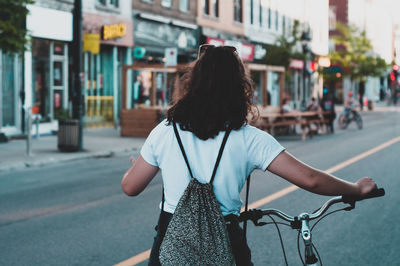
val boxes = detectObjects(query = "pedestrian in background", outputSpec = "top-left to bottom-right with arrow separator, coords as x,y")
121,46 -> 377,266
321,91 -> 336,133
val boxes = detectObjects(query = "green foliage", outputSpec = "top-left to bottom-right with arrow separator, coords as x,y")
263,20 -> 302,68
0,0 -> 34,53
54,108 -> 72,121
328,23 -> 388,81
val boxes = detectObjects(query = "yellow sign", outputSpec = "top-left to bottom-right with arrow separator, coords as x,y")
102,23 -> 126,40
83,33 -> 100,54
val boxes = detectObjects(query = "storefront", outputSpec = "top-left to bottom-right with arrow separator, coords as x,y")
246,42 -> 285,109
82,13 -> 134,128
133,12 -> 199,64
24,5 -> 73,135
120,63 -> 188,137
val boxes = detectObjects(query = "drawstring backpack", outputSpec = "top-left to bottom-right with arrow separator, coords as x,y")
159,121 -> 236,265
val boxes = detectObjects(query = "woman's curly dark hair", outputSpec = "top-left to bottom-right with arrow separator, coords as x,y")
167,46 -> 255,140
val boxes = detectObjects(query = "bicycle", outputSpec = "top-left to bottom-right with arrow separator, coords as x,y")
239,188 -> 385,266
338,108 -> 363,129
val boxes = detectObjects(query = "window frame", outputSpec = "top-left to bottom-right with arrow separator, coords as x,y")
203,0 -> 210,15
212,0 -> 219,17
161,0 -> 172,8
233,0 -> 243,23
179,0 -> 189,12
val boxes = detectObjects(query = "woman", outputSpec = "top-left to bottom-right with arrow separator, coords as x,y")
121,46 -> 376,265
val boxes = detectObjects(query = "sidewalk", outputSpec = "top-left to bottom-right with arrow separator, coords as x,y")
1,102 -> 398,173
0,127 -> 146,172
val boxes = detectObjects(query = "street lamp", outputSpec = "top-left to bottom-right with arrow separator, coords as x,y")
301,31 -> 311,110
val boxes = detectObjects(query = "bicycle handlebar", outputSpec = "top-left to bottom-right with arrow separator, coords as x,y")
239,188 -> 385,224
342,188 -> 385,203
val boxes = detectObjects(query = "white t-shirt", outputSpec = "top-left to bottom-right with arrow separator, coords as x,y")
140,119 -> 285,216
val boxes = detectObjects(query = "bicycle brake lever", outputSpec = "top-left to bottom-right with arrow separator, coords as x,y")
253,220 -> 267,226
344,202 -> 356,211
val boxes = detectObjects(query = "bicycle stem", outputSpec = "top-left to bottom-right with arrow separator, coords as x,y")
299,213 -> 319,265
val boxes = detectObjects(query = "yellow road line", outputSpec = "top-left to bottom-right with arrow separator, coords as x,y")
115,249 -> 151,266
116,135 -> 400,266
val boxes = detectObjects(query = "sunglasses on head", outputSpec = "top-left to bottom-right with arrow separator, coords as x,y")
197,44 -> 237,58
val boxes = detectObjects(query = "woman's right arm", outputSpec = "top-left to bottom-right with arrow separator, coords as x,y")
267,151 -> 376,196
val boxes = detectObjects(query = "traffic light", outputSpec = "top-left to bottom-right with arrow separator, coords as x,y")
390,64 -> 399,83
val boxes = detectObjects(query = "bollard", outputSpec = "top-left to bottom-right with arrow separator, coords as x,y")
26,108 -> 32,156
35,115 -> 40,139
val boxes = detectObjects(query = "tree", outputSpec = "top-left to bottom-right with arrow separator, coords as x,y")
327,23 -> 388,84
263,20 -> 303,68
0,0 -> 34,54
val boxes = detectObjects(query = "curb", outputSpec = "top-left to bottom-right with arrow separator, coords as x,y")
0,147 -> 139,173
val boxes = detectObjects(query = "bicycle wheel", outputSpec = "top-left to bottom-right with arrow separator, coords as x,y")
354,112 -> 363,129
338,114 -> 348,129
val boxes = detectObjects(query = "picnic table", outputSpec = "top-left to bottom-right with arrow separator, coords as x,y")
253,110 -> 332,140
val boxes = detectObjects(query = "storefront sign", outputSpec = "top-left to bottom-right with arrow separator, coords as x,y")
289,59 -> 304,70
205,37 -> 255,61
164,48 -> 177,66
102,23 -> 126,40
27,5 -> 72,41
240,44 -> 255,61
134,46 -> 146,59
83,13 -> 133,47
83,33 -> 100,54
134,18 -> 198,50
254,45 -> 267,60
318,57 -> 331,67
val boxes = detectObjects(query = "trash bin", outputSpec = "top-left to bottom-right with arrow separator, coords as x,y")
367,100 -> 374,111
58,119 -> 80,152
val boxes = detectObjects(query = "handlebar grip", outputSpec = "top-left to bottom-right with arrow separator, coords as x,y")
342,188 -> 385,203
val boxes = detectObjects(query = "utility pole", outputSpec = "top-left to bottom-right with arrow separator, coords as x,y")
73,0 -> 83,150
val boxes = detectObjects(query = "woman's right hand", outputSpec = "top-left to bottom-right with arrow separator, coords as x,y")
356,177 -> 377,197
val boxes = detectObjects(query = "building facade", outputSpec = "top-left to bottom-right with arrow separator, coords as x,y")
330,0 -> 391,104
82,0 -> 134,128
129,0 -> 199,107
24,0 -> 74,136
243,0 -> 329,109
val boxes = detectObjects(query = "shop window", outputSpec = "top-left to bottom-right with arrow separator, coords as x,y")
203,0 -> 210,15
53,61 -> 63,87
259,2 -> 263,27
32,38 -> 51,122
268,8 -> 271,29
161,0 -> 172,8
97,0 -> 106,4
234,0 -> 242,23
110,0 -> 119,8
53,42 -> 64,55
268,72 -> 280,107
179,0 -> 189,12
275,10 -> 279,31
141,0 -> 153,3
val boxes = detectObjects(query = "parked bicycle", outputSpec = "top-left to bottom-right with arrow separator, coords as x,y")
338,107 -> 363,129
239,188 -> 385,266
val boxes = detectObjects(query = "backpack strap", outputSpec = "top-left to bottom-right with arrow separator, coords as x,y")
173,121 -> 194,179
243,175 -> 251,239
209,127 -> 231,184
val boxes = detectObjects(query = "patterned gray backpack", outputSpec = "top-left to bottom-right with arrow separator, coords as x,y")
159,122 -> 236,265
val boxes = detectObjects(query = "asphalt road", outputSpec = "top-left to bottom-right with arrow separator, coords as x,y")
0,110 -> 399,266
